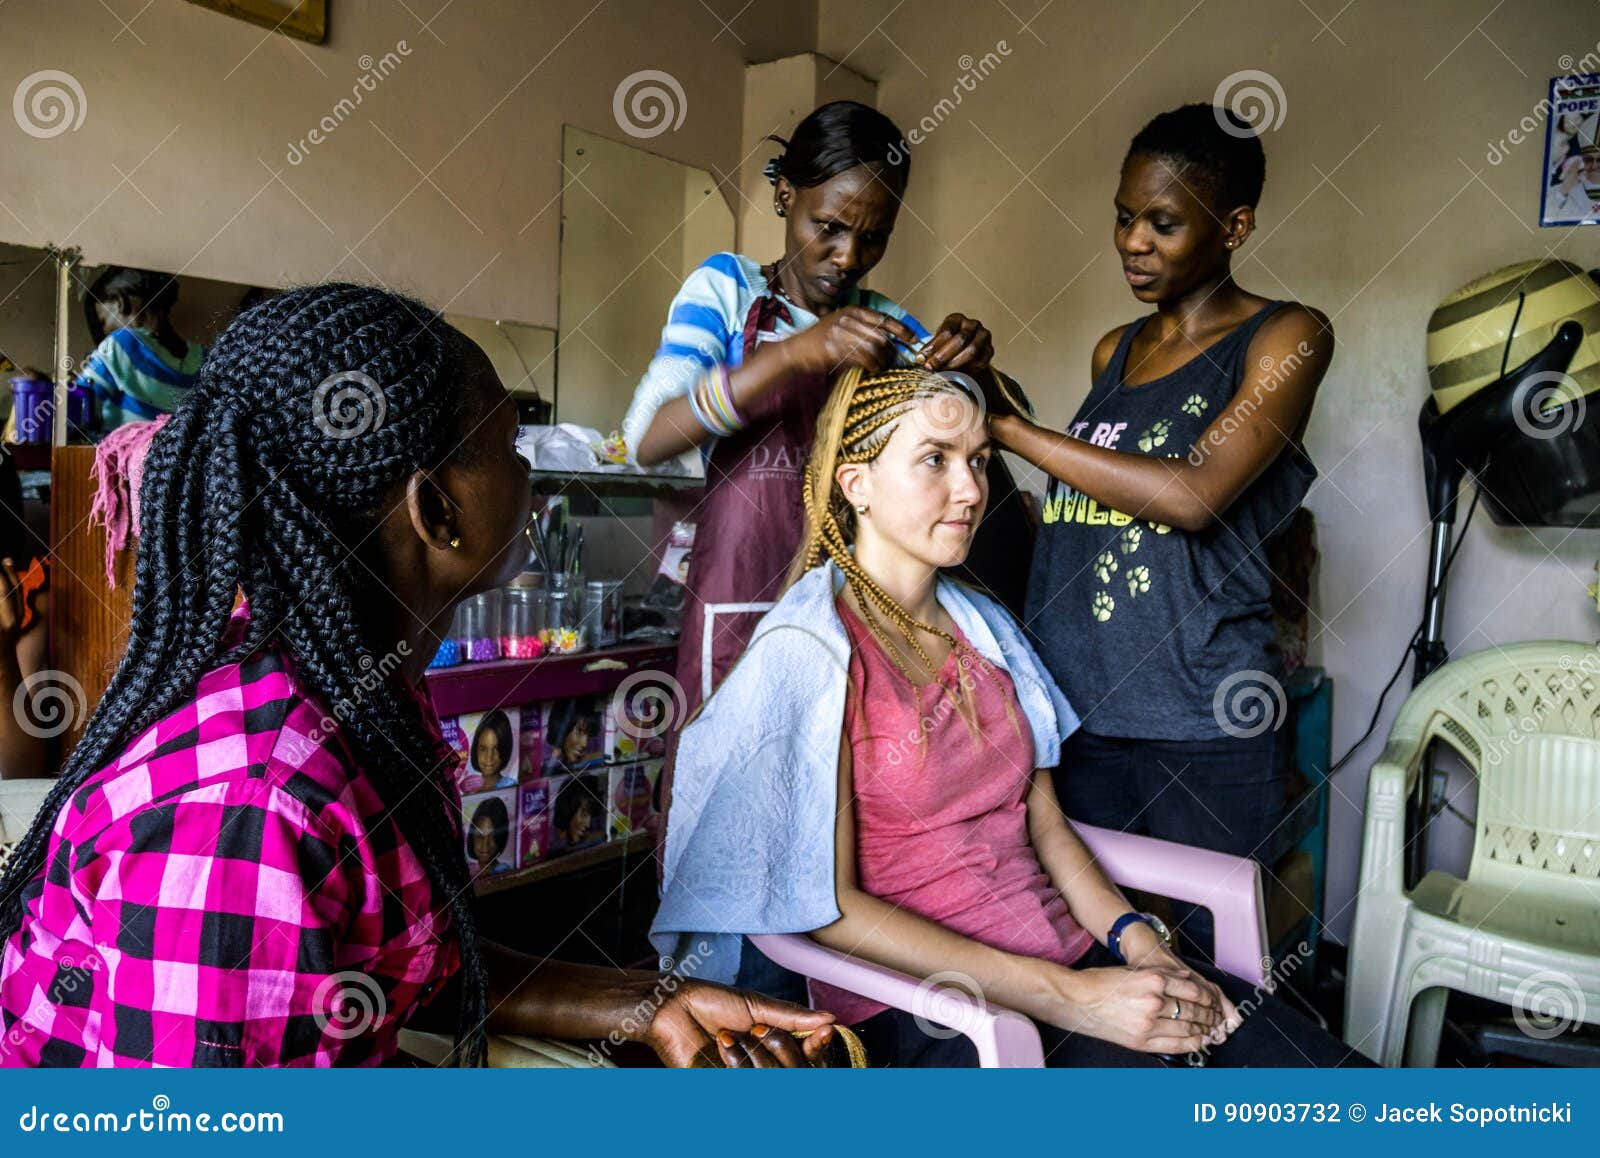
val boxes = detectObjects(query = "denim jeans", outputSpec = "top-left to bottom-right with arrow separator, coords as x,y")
1051,726 -> 1294,963
852,941 -> 1372,1068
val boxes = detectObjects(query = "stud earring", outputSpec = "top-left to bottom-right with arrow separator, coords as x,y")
775,204 -> 786,217
449,535 -> 462,549
855,504 -> 868,516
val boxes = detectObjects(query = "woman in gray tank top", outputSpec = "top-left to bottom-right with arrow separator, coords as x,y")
990,104 -> 1334,963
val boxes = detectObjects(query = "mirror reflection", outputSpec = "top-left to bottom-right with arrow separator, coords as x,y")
555,125 -> 734,435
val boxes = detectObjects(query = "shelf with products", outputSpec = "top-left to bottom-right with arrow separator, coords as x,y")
433,640 -> 677,900
424,640 -> 677,717
440,464 -> 690,910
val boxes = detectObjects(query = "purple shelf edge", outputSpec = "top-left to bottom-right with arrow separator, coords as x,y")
423,642 -> 678,716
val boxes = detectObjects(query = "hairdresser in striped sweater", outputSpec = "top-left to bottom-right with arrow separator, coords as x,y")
623,103 -> 1014,901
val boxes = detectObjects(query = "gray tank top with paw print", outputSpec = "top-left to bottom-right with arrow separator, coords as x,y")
1023,301 -> 1316,740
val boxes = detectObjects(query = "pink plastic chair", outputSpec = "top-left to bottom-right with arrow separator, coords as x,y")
749,821 -> 1269,1067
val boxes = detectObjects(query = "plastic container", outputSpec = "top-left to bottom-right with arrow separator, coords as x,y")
455,589 -> 503,662
10,375 -> 52,443
426,638 -> 462,669
67,383 -> 92,434
428,605 -> 470,669
502,584 -> 547,659
585,579 -> 623,648
541,574 -> 584,655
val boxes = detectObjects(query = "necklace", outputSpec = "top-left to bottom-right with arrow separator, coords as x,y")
764,262 -> 803,309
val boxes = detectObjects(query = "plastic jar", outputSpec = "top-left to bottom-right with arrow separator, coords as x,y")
428,605 -> 469,669
541,574 -> 584,654
455,590 -> 503,662
502,584 -> 547,659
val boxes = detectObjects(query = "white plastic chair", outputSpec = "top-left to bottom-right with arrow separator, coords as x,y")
753,820 -> 1271,1067
1345,640 -> 1600,1066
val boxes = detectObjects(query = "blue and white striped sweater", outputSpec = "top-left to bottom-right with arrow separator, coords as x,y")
621,252 -> 929,461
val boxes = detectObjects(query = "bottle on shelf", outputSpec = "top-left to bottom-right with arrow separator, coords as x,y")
585,578 -> 623,648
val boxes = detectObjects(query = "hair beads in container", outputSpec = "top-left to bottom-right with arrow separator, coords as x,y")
541,585 -> 583,654
426,638 -> 462,669
428,604 -> 469,669
456,589 -> 503,662
502,583 -> 546,659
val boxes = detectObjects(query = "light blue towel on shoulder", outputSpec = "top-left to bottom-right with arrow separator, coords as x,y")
650,560 -> 1080,984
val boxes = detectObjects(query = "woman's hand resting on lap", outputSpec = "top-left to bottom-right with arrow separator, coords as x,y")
1118,922 -> 1239,1043
1038,959 -> 1231,1054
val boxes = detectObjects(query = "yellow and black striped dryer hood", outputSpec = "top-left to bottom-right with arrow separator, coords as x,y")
1427,259 -> 1600,415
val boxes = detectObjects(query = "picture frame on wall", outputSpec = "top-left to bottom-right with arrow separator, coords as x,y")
183,0 -> 328,44
1539,73 -> 1599,227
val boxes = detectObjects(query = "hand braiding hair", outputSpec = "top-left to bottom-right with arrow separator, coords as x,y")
0,283 -> 494,1066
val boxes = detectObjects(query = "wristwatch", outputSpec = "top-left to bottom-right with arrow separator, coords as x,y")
1107,911 -> 1171,964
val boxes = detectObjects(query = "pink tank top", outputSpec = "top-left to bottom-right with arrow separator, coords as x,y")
811,598 -> 1094,1025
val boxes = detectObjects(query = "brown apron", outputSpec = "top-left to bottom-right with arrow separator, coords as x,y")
656,280 -> 829,846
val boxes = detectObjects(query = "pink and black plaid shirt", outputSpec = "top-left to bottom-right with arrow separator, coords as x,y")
0,617 -> 462,1067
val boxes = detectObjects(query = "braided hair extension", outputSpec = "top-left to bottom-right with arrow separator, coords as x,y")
785,367 -> 1020,742
0,283 -> 495,1066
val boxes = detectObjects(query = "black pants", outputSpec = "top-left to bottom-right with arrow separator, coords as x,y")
853,942 -> 1372,1068
1052,727 -> 1293,963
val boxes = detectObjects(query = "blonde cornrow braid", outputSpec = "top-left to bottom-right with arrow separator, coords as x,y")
840,371 -> 941,455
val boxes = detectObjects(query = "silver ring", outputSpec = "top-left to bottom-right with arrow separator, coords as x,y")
1168,998 -> 1182,1021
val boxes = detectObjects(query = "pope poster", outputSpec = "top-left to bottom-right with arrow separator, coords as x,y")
1541,73 -> 1600,226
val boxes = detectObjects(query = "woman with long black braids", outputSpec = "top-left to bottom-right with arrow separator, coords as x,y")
0,284 -> 834,1068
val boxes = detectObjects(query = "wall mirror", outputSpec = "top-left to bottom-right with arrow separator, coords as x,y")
555,125 -> 735,437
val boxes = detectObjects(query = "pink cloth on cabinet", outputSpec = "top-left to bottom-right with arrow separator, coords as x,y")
87,414 -> 169,585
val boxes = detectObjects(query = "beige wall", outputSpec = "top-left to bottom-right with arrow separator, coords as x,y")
818,0 -> 1600,940
0,0 -> 753,328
